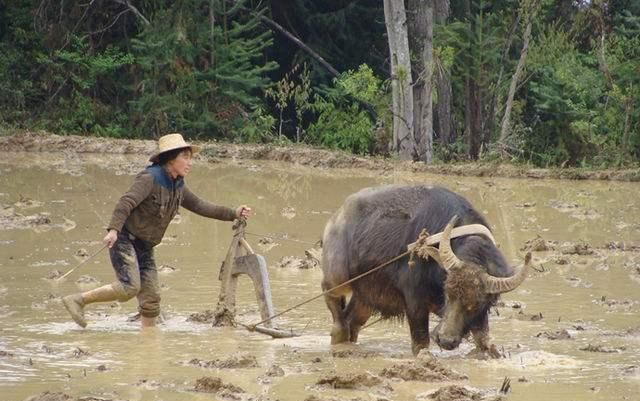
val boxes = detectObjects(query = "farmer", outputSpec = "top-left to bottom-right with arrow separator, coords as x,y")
62,133 -> 251,328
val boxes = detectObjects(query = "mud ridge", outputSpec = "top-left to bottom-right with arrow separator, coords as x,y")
2,132 -> 639,181
420,385 -> 504,401
188,354 -> 259,369
380,358 -> 468,382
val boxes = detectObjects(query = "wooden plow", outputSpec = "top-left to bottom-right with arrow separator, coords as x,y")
213,219 -> 298,338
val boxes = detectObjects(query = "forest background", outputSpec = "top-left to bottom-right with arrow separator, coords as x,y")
0,0 -> 638,168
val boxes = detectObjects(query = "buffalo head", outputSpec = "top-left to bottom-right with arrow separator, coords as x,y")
432,216 -> 531,350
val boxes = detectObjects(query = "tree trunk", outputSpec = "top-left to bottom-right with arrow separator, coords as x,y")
435,0 -> 449,23
486,11 -> 519,149
622,84 -> 633,153
434,0 -> 455,146
464,0 -> 482,160
384,0 -> 414,160
499,2 -> 535,144
435,62 -> 454,145
468,80 -> 482,159
464,77 -> 472,154
595,2 -> 614,91
209,0 -> 215,67
408,0 -> 434,163
597,31 -> 614,91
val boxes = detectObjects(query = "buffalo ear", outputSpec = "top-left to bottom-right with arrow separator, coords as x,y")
482,252 -> 531,294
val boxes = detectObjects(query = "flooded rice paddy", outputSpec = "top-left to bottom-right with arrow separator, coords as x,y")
0,151 -> 639,401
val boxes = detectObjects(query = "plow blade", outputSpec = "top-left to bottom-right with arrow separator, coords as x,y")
231,254 -> 275,328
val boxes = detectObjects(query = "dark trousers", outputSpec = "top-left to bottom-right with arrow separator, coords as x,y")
109,229 -> 161,318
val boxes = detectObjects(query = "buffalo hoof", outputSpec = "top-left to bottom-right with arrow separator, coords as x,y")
330,324 -> 350,344
411,341 -> 429,356
416,349 -> 435,362
349,326 -> 362,343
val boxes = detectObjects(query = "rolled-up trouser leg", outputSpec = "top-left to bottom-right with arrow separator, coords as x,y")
135,240 -> 160,318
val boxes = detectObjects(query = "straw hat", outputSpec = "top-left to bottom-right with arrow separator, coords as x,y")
149,133 -> 201,163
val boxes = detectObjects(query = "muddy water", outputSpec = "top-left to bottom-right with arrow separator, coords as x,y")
1,152 -> 639,401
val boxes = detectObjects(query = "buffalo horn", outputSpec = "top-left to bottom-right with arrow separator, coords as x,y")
438,215 -> 464,271
482,252 -> 532,294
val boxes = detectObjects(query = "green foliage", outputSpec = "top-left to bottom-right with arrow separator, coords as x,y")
0,2 -> 43,124
292,65 -> 312,143
307,64 -> 385,154
524,17 -> 640,166
608,20 -> 640,158
265,64 -> 308,140
434,139 -> 468,162
35,36 -> 133,134
237,105 -> 277,143
0,1 -> 276,139
129,1 -> 277,139
0,0 -> 638,167
0,43 -> 33,122
435,2 -> 512,147
336,64 -> 381,104
434,45 -> 456,72
308,101 -> 373,154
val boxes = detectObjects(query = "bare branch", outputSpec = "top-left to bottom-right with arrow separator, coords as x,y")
110,0 -> 150,25
60,0 -> 96,49
499,0 -> 538,144
47,77 -> 70,105
90,9 -> 130,35
257,15 -> 339,77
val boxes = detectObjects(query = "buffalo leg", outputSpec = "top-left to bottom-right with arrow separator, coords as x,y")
470,318 -> 501,358
322,282 -> 350,344
406,311 -> 430,355
471,326 -> 490,350
320,224 -> 351,345
344,297 -> 371,343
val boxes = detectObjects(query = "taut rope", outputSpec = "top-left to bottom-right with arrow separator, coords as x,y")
246,224 -> 494,329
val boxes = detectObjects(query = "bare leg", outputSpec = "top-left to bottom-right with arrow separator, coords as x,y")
141,316 -> 156,328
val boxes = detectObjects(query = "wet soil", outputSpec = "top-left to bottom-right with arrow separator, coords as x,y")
330,349 -> 380,358
2,131 -> 639,181
5,135 -> 640,401
25,392 -> 122,401
314,373 -> 385,390
421,385 -> 504,401
193,376 -> 245,393
24,393 -> 74,401
186,309 -> 216,323
188,354 -> 259,369
380,358 -> 468,382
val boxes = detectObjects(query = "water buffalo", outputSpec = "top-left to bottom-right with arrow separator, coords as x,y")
321,184 -> 530,355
